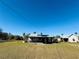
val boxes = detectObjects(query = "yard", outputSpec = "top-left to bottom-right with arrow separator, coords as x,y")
0,41 -> 79,59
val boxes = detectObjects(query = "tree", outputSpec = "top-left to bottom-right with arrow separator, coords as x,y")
23,33 -> 30,42
14,35 -> 23,40
74,32 -> 78,35
2,32 -> 8,40
8,33 -> 15,40
0,28 -> 2,33
40,32 -> 43,35
33,32 -> 36,34
23,33 -> 26,40
0,31 -> 2,39
23,33 -> 25,37
61,34 -> 64,36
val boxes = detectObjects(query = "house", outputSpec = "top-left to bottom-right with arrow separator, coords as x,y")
68,34 -> 79,43
26,32 -> 54,44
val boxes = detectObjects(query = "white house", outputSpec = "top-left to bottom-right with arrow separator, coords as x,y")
25,32 -> 54,44
68,34 -> 79,43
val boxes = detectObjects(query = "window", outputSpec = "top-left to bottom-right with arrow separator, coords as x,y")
73,39 -> 75,41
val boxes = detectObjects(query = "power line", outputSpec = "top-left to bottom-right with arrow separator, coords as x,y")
0,0 -> 27,20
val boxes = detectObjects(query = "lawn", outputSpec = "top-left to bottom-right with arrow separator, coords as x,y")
0,41 -> 79,59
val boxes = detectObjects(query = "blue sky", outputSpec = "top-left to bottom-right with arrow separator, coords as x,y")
0,0 -> 79,35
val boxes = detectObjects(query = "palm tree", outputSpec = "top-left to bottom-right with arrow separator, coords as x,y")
61,34 -> 64,36
40,32 -> 43,35
33,32 -> 36,34
61,33 -> 64,42
22,33 -> 25,41
23,33 -> 25,37
74,32 -> 78,35
23,33 -> 30,42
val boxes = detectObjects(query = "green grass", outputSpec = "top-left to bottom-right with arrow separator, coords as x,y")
0,41 -> 79,59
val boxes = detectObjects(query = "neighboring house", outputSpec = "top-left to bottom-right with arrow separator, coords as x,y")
68,34 -> 79,42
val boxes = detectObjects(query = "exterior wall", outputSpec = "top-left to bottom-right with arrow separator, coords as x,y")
26,37 -> 53,44
57,38 -> 61,42
27,38 -> 32,42
27,37 -> 43,42
68,35 -> 79,42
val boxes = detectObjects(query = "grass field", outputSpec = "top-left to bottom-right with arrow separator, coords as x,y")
0,41 -> 79,59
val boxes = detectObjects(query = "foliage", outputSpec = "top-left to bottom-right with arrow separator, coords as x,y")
14,35 -> 23,40
0,31 -> 24,40
0,28 -> 2,32
0,32 -> 8,40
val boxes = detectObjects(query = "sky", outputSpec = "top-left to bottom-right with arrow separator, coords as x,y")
0,0 -> 79,35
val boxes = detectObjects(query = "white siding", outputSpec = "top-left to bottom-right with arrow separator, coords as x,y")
68,35 -> 79,42
57,38 -> 61,42
27,38 -> 32,42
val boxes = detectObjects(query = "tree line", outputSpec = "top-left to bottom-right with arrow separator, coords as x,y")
0,28 -> 24,40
